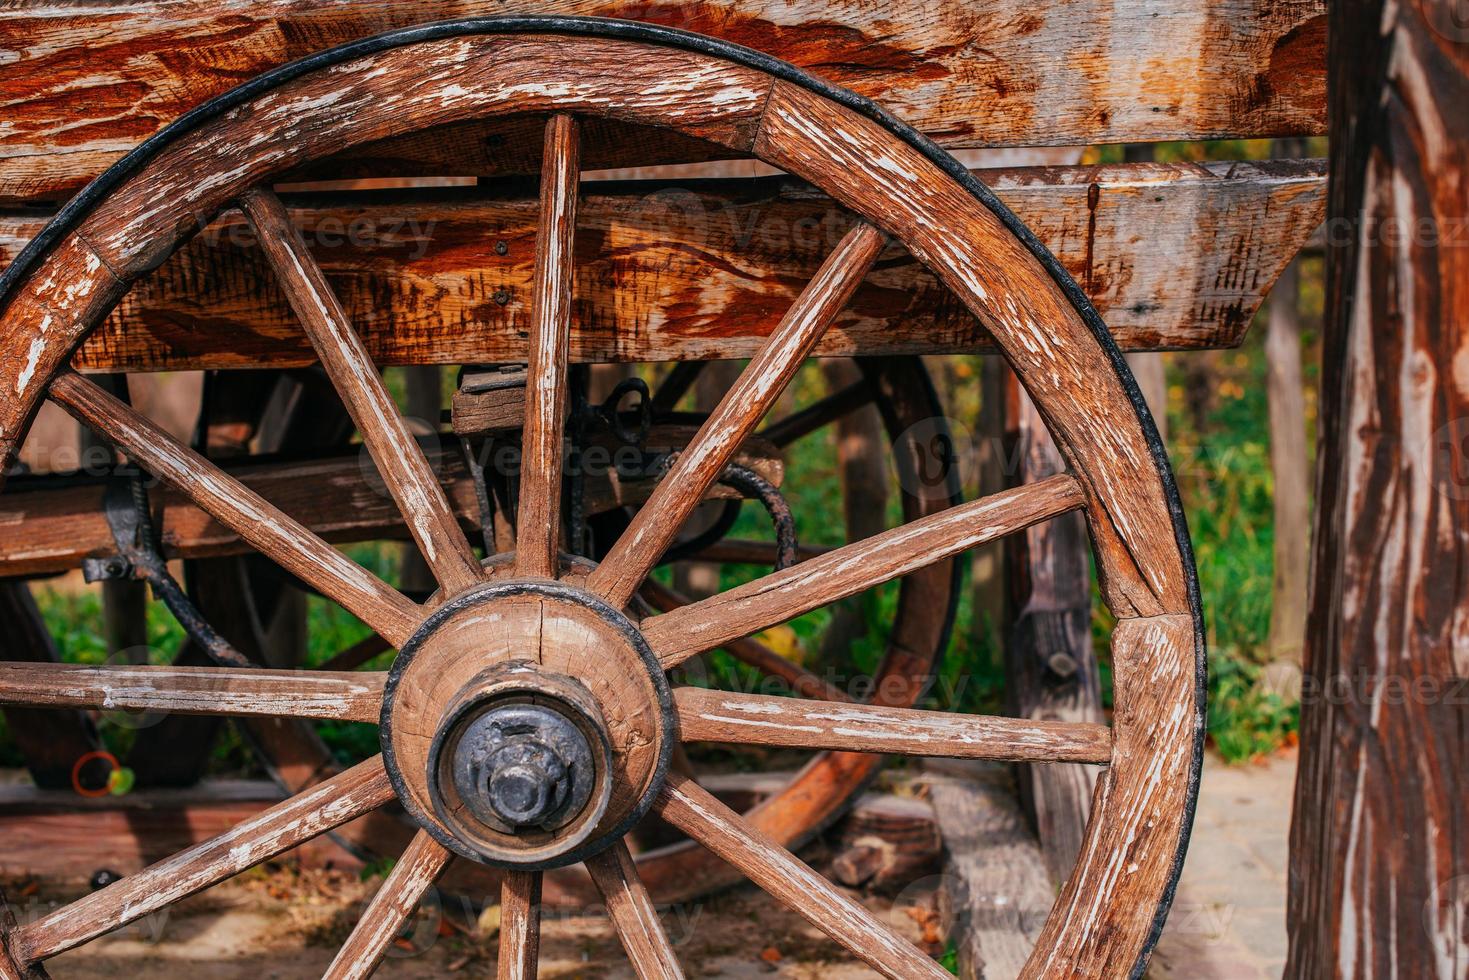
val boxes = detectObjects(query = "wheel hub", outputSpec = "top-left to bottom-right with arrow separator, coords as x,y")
458,703 -> 588,831
380,580 -> 674,869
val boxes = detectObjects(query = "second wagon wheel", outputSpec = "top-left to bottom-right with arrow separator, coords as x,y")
0,16 -> 1205,979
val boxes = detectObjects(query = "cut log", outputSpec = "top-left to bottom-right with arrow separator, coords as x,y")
0,161 -> 1326,375
829,794 -> 941,892
920,760 -> 1054,980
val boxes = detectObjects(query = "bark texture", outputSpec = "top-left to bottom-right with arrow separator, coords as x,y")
1286,1 -> 1469,975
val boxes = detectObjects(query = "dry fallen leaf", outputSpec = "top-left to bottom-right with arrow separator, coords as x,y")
477,902 -> 503,938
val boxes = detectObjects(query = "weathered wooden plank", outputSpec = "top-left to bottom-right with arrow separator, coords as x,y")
921,760 -> 1054,980
0,2 -> 1326,206
0,160 -> 1326,374
0,429 -> 782,579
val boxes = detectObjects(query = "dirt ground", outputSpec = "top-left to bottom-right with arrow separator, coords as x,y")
4,749 -> 1294,978
15,864 -> 939,979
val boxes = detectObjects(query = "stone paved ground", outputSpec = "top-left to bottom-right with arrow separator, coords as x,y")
1149,748 -> 1298,979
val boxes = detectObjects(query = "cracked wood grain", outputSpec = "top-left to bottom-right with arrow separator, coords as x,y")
516,113 -> 581,579
0,662 -> 385,723
0,2 -> 1325,206
497,870 -> 542,980
0,161 -> 1325,376
239,186 -> 485,597
674,688 -> 1111,764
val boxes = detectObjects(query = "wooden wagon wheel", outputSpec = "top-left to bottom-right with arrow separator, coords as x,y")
225,353 -> 963,909
0,17 -> 1205,979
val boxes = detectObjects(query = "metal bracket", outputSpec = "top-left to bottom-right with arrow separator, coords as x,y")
85,472 -> 251,668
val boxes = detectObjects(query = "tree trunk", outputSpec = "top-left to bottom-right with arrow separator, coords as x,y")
1286,2 -> 1469,975
1002,373 -> 1102,886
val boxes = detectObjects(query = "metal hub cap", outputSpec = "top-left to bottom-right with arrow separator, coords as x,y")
449,702 -> 596,833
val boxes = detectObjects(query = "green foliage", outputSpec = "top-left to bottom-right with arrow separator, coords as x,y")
939,943 -> 961,974
1162,316 -> 1313,761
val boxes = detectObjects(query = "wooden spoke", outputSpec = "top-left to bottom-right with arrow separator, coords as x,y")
497,870 -> 542,980
649,360 -> 706,414
0,662 -> 385,723
656,773 -> 949,980
324,830 -> 451,980
640,581 -> 849,702
48,373 -> 420,646
587,841 -> 686,979
589,223 -> 887,608
675,688 -> 1111,764
683,538 -> 832,566
643,474 -> 1085,669
316,633 -> 394,673
757,377 -> 874,447
10,756 -> 394,964
239,187 -> 484,598
516,113 -> 582,579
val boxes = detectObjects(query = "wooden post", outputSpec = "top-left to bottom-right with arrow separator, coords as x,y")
1001,372 -> 1103,885
1287,1 -> 1469,975
1264,136 -> 1313,669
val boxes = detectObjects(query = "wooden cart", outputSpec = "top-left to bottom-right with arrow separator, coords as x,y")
0,4 -> 1325,977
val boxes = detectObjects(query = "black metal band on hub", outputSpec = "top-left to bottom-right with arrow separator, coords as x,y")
424,661 -> 613,860
380,580 -> 676,870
